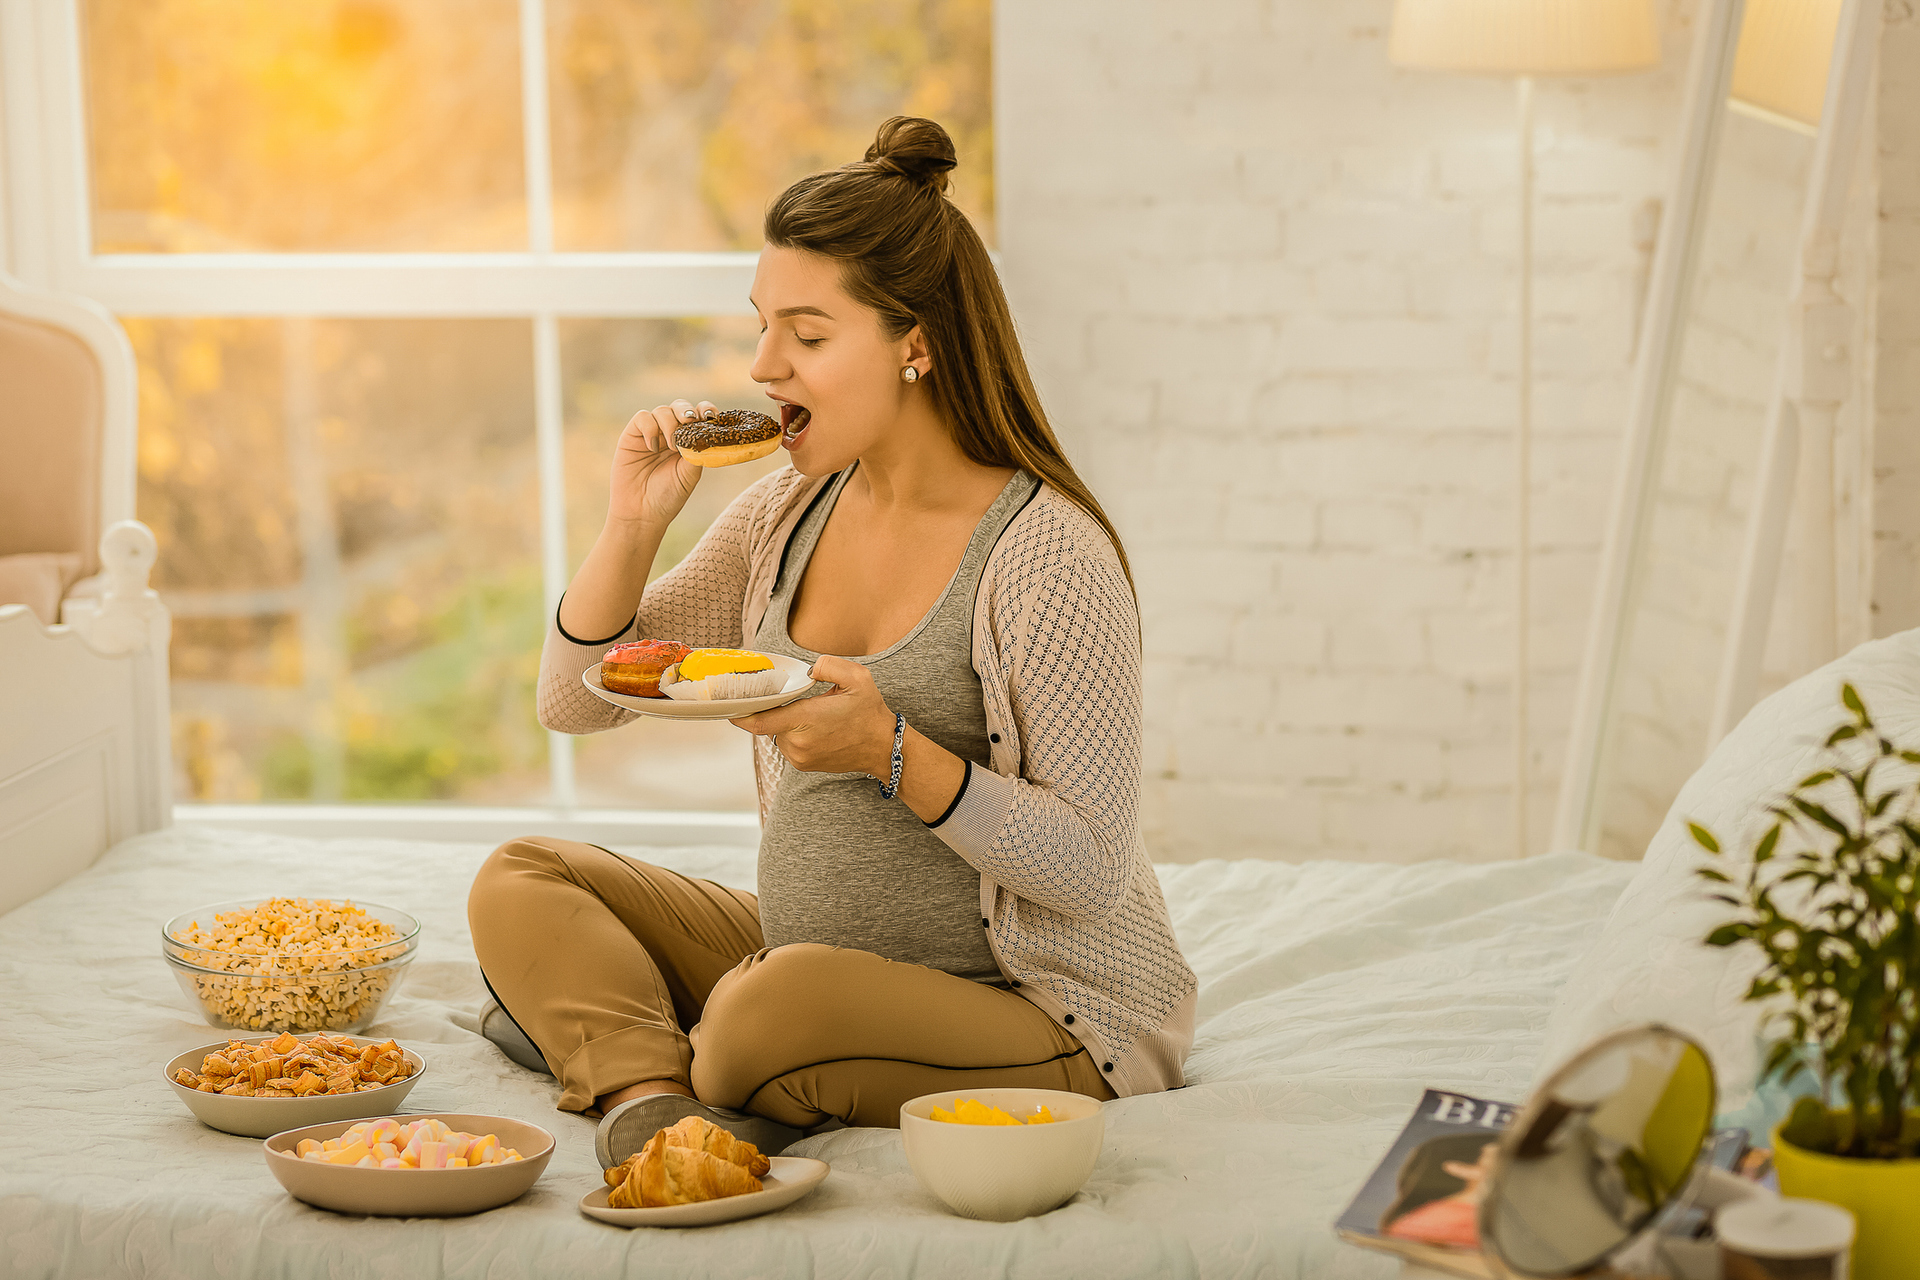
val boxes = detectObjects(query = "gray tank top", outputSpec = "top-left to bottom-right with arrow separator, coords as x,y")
752,467 -> 1039,982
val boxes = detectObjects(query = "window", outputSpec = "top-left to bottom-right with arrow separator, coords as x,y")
3,0 -> 991,808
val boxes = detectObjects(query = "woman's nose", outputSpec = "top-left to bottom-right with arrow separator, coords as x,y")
748,333 -> 784,386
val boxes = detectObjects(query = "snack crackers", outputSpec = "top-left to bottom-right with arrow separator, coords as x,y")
171,1032 -> 414,1097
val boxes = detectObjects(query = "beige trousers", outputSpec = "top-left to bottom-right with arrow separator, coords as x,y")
466,837 -> 1115,1127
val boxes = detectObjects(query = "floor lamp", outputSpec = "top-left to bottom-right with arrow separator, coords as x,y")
1388,0 -> 1660,858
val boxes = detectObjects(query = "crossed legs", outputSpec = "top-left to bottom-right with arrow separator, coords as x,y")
467,836 -> 1113,1127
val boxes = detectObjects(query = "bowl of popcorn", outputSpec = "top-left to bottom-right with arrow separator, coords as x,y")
161,897 -> 419,1034
164,1030 -> 427,1137
899,1089 -> 1107,1222
263,1113 -> 555,1217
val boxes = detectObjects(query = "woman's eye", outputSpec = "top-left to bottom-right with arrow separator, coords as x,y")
796,336 -> 825,348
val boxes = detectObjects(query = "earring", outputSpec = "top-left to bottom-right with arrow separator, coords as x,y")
901,366 -> 919,383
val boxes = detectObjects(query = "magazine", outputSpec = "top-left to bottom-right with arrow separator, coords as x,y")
1335,1089 -> 1753,1279
1334,1088 -> 1516,1279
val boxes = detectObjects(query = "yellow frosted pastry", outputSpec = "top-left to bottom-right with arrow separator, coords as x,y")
678,649 -> 774,681
659,648 -> 783,702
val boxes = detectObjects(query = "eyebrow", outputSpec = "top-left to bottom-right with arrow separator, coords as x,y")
774,305 -> 835,320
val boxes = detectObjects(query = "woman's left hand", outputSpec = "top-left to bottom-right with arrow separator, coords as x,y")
730,655 -> 896,777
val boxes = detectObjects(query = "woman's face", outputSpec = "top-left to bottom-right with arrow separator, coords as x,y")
748,245 -> 922,477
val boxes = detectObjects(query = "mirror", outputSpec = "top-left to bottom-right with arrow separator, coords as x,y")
1554,0 -> 1872,859
1480,1025 -> 1715,1276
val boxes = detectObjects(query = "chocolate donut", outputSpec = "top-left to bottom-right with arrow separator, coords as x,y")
673,410 -> 782,467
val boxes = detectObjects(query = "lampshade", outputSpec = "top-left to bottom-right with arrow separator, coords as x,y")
1389,0 -> 1661,75
1729,0 -> 1842,128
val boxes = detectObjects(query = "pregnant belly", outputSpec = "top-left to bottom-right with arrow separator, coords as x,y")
757,772 -> 999,981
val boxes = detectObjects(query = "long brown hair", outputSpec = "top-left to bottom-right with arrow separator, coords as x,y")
764,116 -> 1135,598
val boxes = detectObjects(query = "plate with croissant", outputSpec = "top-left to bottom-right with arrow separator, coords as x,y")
580,1116 -> 829,1227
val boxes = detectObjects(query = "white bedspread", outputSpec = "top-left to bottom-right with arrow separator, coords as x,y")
0,828 -> 1635,1279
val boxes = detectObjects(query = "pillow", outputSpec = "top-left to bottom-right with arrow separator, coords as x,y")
0,552 -> 83,625
1539,626 -> 1920,1124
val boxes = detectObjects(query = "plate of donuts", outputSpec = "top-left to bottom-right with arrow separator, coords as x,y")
583,643 -> 819,721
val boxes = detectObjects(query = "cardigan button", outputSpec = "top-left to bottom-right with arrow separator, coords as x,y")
1010,979 -> 1021,987
1063,1014 -> 1074,1025
981,917 -> 990,927
990,733 -> 1001,743
1103,1062 -> 1114,1073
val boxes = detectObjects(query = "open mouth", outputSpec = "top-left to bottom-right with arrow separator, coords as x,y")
779,404 -> 812,448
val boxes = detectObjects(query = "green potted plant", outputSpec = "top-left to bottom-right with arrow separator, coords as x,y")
1691,683 -> 1920,1280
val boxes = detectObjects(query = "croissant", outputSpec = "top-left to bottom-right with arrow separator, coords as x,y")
660,1115 -> 772,1177
607,1131 -> 763,1208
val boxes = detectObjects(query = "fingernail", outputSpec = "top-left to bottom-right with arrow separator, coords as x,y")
702,408 -> 715,420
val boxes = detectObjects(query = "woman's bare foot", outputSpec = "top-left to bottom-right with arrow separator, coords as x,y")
597,1078 -> 694,1114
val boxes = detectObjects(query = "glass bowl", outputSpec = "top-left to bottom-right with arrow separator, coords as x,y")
161,899 -> 420,1034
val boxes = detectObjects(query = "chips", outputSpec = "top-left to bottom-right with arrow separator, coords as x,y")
166,898 -> 411,1032
170,1032 -> 416,1097
929,1098 -> 1057,1125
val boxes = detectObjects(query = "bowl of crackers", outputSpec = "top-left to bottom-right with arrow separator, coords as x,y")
164,1030 -> 427,1137
161,897 -> 419,1034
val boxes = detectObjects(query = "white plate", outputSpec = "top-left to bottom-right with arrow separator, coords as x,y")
579,1155 -> 830,1227
583,656 -> 819,721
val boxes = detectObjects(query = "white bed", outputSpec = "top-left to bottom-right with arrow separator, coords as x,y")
0,828 -> 1637,1279
6,494 -> 1914,1280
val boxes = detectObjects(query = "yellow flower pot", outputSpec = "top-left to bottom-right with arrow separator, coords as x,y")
1771,1121 -> 1920,1280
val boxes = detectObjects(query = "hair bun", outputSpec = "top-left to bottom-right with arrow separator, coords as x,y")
864,116 -> 957,194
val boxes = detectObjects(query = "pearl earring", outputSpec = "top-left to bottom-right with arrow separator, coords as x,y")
901,366 -> 919,383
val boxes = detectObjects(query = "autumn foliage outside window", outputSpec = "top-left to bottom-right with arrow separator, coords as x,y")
81,0 -> 991,805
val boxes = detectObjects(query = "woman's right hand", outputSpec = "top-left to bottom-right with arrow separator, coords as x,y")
608,399 -> 714,529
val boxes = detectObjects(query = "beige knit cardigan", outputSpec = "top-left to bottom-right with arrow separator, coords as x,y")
536,467 -> 1197,1097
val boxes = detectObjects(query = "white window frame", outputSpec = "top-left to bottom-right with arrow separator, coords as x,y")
1,0 -> 764,824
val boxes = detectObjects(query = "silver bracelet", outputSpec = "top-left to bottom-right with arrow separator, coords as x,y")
877,712 -> 906,800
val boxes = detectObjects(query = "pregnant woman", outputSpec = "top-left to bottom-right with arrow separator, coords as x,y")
467,117 -> 1196,1166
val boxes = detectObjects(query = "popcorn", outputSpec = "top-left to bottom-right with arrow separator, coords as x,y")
282,1119 -> 523,1170
167,898 -> 411,1032
170,1033 -> 415,1097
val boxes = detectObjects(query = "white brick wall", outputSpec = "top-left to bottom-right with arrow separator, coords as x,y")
995,0 -> 1782,865
999,1 -> 1915,865
1876,2 -> 1920,637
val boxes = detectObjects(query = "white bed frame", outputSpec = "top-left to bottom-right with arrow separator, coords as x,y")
0,266 -> 168,917
0,524 -> 171,917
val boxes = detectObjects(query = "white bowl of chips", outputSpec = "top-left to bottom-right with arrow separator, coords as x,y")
161,898 -> 419,1034
164,1032 -> 427,1137
899,1088 -> 1107,1222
